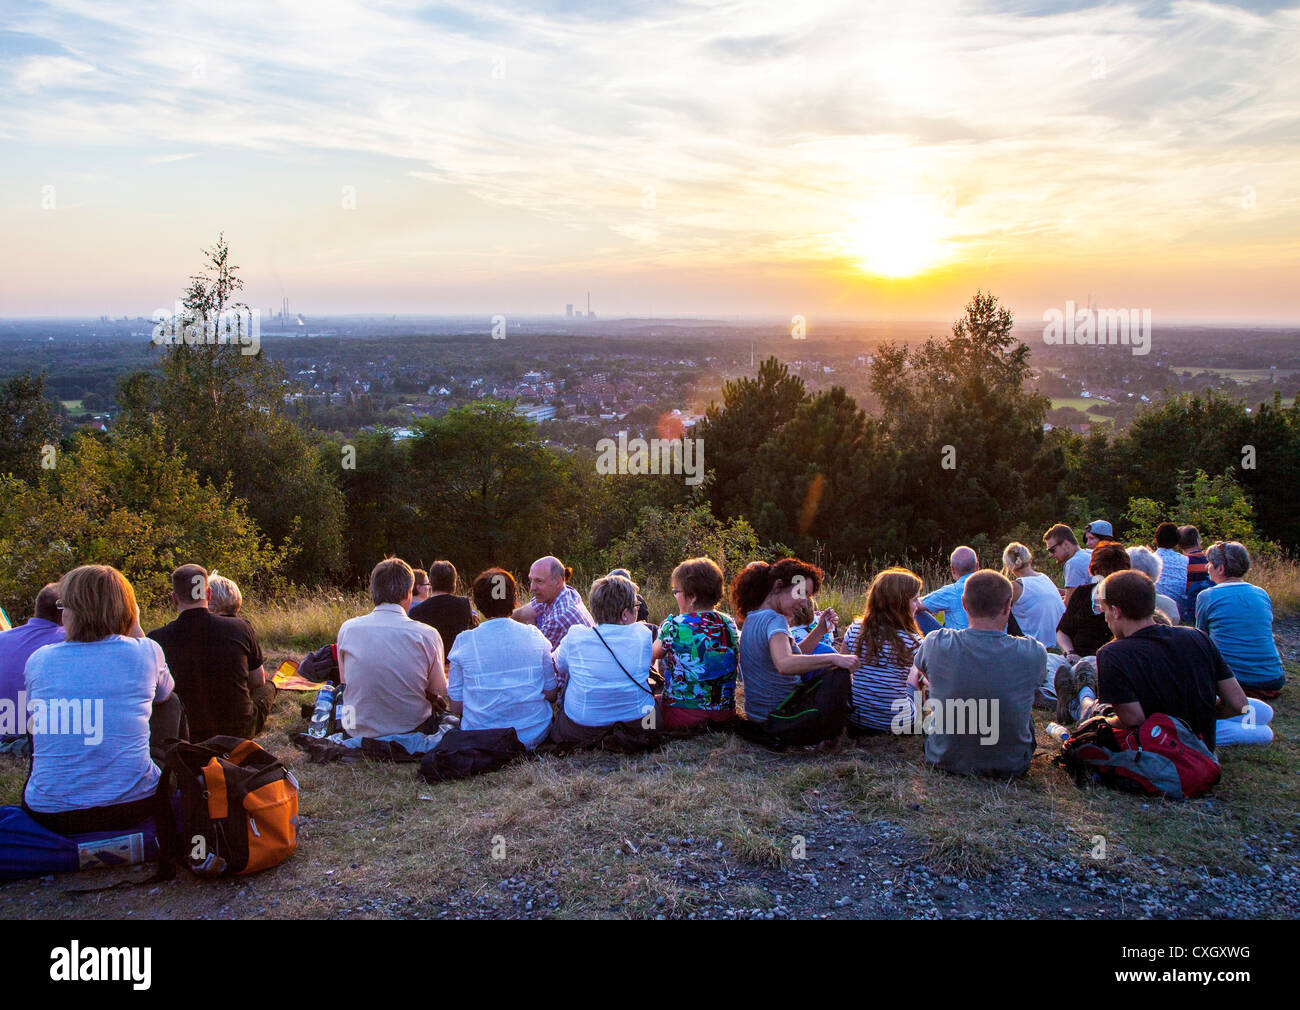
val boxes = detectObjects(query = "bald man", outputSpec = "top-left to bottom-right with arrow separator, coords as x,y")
918,546 -> 979,631
512,556 -> 594,651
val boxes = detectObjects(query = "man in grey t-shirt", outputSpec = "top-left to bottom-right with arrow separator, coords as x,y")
910,570 -> 1045,777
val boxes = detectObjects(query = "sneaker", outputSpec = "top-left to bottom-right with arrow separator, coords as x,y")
1074,657 -> 1098,698
1053,664 -> 1076,725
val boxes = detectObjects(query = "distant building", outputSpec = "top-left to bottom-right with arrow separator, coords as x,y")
566,304 -> 573,318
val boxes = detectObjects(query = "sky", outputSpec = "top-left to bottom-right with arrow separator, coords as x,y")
1,0 -> 1297,323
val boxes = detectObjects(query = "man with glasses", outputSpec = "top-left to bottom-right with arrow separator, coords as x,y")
1042,523 -> 1093,605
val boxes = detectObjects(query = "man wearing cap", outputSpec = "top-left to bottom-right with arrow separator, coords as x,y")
1083,519 -> 1113,550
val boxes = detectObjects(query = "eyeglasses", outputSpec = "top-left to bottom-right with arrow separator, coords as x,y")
1045,542 -> 1063,553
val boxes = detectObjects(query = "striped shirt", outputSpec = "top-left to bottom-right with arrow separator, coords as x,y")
842,622 -> 921,732
531,585 -> 594,652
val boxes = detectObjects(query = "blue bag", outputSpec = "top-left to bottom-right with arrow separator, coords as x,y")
0,805 -> 160,882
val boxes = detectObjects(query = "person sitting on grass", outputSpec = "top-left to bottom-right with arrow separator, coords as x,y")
653,558 -> 740,730
205,571 -> 244,618
409,560 -> 480,654
1002,542 -> 1065,649
149,564 -> 273,743
336,558 -> 447,738
22,565 -> 180,836
549,575 -> 655,745
1180,525 -> 1212,622
1125,547 -> 1180,625
512,556 -> 594,653
908,570 -> 1045,778
1042,523 -> 1093,606
448,568 -> 557,749
1196,541 -> 1287,698
1152,522 -> 1190,617
0,583 -> 65,729
842,567 -> 924,736
606,567 -> 651,624
731,558 -> 860,735
918,546 -> 978,630
1076,570 -> 1269,748
1051,542 -> 1132,723
408,568 -> 432,610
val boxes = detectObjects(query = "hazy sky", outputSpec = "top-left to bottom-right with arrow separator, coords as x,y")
2,0 -> 1297,322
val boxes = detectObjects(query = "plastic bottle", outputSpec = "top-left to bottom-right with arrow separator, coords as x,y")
1046,721 -> 1072,744
308,682 -> 336,738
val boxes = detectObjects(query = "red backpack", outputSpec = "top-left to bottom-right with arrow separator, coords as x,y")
1058,706 -> 1220,800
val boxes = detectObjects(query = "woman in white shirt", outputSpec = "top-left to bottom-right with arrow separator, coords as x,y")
549,575 -> 655,745
1002,542 -> 1066,648
446,568 -> 556,749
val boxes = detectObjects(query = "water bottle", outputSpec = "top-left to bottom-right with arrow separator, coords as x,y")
308,682 -> 336,738
1046,721 -> 1072,744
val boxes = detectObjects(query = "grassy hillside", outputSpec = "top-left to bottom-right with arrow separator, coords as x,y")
2,569 -> 1297,919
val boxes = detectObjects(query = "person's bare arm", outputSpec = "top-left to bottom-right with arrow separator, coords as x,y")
651,639 -> 666,662
1010,580 -> 1024,604
248,665 -> 266,689
769,634 -> 858,676
1062,585 -> 1078,606
1215,677 -> 1249,720
1056,630 -> 1078,660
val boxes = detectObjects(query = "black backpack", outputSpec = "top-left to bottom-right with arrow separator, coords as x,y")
419,728 -> 525,782
751,667 -> 851,748
297,643 -> 339,684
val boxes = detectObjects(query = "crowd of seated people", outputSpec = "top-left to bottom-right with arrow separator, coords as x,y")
0,516 -> 1287,835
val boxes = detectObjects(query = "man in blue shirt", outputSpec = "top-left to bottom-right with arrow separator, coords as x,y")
0,584 -> 65,735
920,546 -> 979,630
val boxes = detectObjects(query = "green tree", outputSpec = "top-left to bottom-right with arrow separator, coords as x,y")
748,386 -> 903,563
407,401 -> 566,575
116,235 -> 344,580
0,428 -> 288,618
1123,469 -> 1273,555
870,291 -> 1064,553
696,356 -> 808,523
0,372 -> 59,484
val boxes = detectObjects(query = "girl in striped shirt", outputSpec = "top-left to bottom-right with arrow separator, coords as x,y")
842,568 -> 924,734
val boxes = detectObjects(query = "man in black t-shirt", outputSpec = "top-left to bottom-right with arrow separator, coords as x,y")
408,561 -> 479,654
148,564 -> 273,741
1084,571 -> 1249,750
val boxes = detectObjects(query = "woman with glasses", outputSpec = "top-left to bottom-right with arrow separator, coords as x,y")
21,565 -> 178,837
652,558 -> 740,730
1195,542 -> 1287,697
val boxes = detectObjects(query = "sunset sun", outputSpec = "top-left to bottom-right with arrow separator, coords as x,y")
847,195 -> 952,279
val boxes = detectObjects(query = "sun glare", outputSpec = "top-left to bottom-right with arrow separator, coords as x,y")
847,195 -> 952,279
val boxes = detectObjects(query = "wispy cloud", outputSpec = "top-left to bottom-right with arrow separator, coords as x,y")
1,0 -> 1297,317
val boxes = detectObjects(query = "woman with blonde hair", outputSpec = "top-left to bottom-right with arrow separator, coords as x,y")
1002,541 -> 1065,649
21,565 -> 178,836
841,568 -> 924,734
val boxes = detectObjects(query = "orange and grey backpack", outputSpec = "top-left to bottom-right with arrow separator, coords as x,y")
156,736 -> 299,878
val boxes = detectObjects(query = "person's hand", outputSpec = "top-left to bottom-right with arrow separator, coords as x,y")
834,653 -> 860,672
815,608 -> 839,634
1066,651 -> 1080,665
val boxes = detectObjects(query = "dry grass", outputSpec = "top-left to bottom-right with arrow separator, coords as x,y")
1252,557 -> 1300,615
2,661 -> 1293,918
